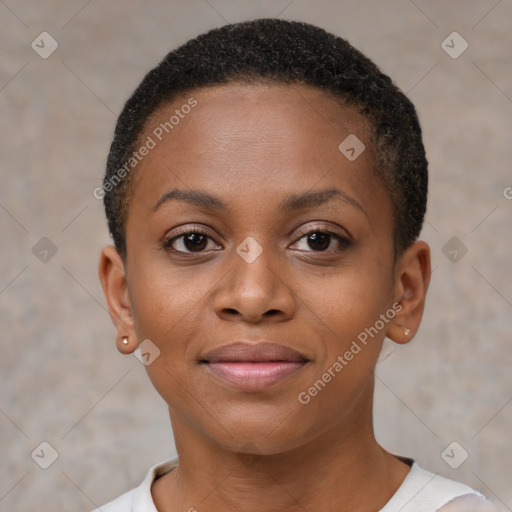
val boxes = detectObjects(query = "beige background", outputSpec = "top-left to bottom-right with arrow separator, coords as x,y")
1,1 -> 511,510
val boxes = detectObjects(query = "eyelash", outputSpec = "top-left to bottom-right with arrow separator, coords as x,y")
162,226 -> 217,253
293,228 -> 352,252
162,226 -> 352,254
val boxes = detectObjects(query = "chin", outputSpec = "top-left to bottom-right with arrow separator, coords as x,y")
207,411 -> 323,457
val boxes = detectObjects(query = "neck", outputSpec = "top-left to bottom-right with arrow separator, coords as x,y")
152,387 -> 410,511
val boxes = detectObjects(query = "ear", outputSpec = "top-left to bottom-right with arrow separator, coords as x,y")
98,245 -> 137,354
386,241 -> 431,345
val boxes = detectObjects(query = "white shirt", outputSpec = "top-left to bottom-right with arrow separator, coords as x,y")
93,458 -> 497,512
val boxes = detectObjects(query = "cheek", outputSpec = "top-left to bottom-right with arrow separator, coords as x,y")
127,265 -> 209,375
128,264 -> 209,409
292,272 -> 391,424
301,258 -> 394,396
303,261 -> 392,338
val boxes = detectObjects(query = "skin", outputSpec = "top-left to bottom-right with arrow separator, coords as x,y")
99,83 -> 431,512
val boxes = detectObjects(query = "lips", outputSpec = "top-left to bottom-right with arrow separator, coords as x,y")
200,342 -> 308,392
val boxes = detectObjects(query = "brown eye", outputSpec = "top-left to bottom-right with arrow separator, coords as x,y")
291,230 -> 352,252
164,229 -> 220,253
182,233 -> 208,251
307,232 -> 330,251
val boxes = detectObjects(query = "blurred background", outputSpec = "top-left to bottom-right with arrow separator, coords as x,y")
1,1 -> 511,510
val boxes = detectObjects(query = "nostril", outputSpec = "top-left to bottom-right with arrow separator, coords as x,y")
264,309 -> 281,317
223,308 -> 239,315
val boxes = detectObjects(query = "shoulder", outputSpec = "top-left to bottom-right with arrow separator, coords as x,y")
90,457 -> 179,512
381,460 -> 489,512
439,494 -> 507,512
91,488 -> 136,512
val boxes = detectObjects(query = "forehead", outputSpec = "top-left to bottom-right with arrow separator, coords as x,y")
141,82 -> 370,171
128,82 -> 391,230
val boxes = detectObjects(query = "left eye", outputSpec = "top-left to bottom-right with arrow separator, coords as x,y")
291,231 -> 350,252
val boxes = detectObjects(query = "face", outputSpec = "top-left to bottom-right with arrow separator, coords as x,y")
101,83 -> 428,455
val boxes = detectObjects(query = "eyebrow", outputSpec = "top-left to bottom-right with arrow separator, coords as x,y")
153,189 -> 227,212
152,187 -> 367,218
279,188 -> 367,217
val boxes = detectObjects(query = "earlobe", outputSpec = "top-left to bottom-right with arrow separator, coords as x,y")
117,334 -> 136,354
386,241 -> 431,345
98,245 -> 137,353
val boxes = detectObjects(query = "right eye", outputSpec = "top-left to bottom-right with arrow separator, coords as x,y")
162,228 -> 222,254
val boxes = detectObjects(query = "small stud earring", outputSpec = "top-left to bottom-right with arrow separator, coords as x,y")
404,328 -> 411,336
121,336 -> 129,345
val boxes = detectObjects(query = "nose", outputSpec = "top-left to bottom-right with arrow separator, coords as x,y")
212,245 -> 296,324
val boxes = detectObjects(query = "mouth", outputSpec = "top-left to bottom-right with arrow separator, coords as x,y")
200,342 -> 309,392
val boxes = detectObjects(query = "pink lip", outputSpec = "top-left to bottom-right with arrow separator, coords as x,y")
201,342 -> 308,391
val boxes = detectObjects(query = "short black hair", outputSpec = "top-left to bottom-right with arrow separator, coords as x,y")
103,18 -> 428,260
